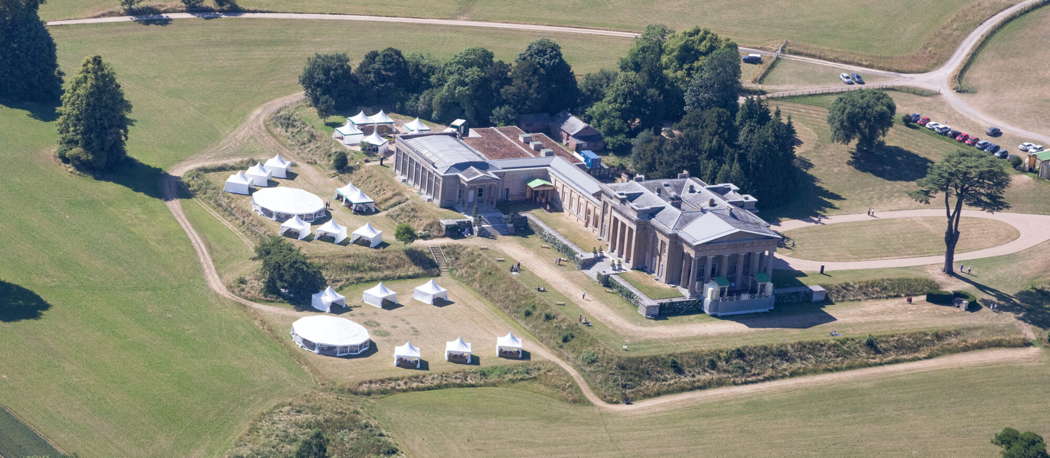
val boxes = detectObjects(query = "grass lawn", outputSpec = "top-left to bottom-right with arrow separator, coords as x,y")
618,270 -> 684,300
528,209 -> 604,252
0,407 -> 64,458
962,4 -> 1050,135
40,0 -> 1014,72
782,216 -> 1020,261
372,349 -> 1050,457
761,58 -> 891,87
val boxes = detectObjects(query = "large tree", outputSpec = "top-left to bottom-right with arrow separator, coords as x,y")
254,237 -> 326,305
503,38 -> 579,115
660,27 -> 733,85
56,56 -> 133,172
355,47 -> 411,107
827,89 -> 896,153
0,0 -> 63,105
993,428 -> 1048,458
910,149 -> 1010,274
683,45 -> 742,116
577,69 -> 617,114
428,47 -> 509,126
298,53 -> 360,119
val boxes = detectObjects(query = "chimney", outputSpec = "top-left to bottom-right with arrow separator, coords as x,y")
709,198 -> 716,208
541,148 -> 555,157
677,170 -> 690,179
669,193 -> 682,208
519,133 -> 533,144
530,141 -> 544,152
688,184 -> 696,193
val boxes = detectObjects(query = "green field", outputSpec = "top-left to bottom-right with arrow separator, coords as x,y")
783,216 -> 1020,261
962,4 -> 1050,135
0,407 -> 64,458
40,0 -> 1012,71
373,350 -> 1050,457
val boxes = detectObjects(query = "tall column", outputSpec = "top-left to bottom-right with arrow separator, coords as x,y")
688,255 -> 699,292
703,255 -> 713,284
609,219 -> 620,256
680,254 -> 691,286
626,227 -> 635,264
719,255 -> 729,280
735,253 -> 745,287
750,251 -> 760,276
765,250 -> 774,277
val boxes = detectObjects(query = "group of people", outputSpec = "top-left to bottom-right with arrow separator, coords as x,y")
866,208 -> 877,217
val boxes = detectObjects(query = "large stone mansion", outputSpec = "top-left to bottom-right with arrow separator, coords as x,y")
392,128 -> 781,316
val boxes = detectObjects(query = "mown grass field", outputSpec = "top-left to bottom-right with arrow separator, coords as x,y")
962,4 -> 1050,136
41,0 -> 1011,72
0,407 -> 64,458
761,58 -> 891,87
373,349 -> 1050,457
782,216 -> 1020,261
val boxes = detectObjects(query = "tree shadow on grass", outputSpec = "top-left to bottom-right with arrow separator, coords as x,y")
723,301 -> 837,329
0,97 -> 59,122
0,280 -> 52,322
849,145 -> 932,182
92,157 -> 175,201
952,273 -> 1050,330
128,7 -> 173,26
761,165 -> 844,224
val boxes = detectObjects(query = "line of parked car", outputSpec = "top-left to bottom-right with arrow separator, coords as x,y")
1018,142 -> 1046,153
839,72 -> 864,85
906,113 -> 1011,159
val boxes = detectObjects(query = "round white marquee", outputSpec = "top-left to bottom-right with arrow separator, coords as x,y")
251,187 -> 326,222
291,315 -> 371,357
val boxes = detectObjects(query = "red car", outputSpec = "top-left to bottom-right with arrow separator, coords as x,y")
917,117 -> 930,126
966,137 -> 980,146
956,133 -> 970,142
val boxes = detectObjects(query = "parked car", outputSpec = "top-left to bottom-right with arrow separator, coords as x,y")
917,117 -> 930,126
908,113 -> 922,123
996,150 -> 1008,159
1032,144 -> 1046,152
966,137 -> 979,146
948,129 -> 961,138
742,54 -> 763,64
926,122 -> 941,130
851,73 -> 865,84
987,127 -> 1002,137
975,140 -> 990,150
956,133 -> 970,142
936,126 -> 952,135
839,73 -> 854,84
1019,142 -> 1044,152
986,144 -> 1001,154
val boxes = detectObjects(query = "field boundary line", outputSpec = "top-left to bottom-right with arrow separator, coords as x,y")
0,405 -> 68,457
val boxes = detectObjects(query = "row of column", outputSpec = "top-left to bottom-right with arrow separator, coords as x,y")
682,250 -> 775,293
607,216 -> 635,265
395,150 -> 439,199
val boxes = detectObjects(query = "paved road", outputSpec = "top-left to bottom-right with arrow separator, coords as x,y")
773,209 -> 1050,271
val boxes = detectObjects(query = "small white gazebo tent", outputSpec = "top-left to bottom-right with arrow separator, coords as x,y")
264,154 -> 292,179
444,337 -> 472,362
333,120 -> 364,146
351,223 -> 383,248
245,163 -> 272,187
224,171 -> 251,194
311,286 -> 346,313
315,220 -> 348,244
413,279 -> 449,305
496,332 -> 524,358
280,215 -> 311,240
394,341 -> 421,368
403,117 -> 430,133
335,183 -> 376,213
363,282 -> 397,308
363,131 -> 388,147
368,110 -> 395,125
349,110 -> 371,126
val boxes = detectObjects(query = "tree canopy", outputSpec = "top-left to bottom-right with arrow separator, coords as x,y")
661,27 -> 734,85
683,45 -> 741,115
502,39 -> 579,116
0,0 -> 63,105
298,53 -> 360,119
993,428 -> 1049,458
56,56 -> 133,172
394,223 -> 418,244
355,47 -> 411,107
910,149 -> 1010,273
294,430 -> 329,458
428,47 -> 510,126
254,237 -> 326,305
827,89 -> 896,152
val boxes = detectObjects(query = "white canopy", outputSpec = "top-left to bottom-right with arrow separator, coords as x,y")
264,154 -> 292,178
445,337 -> 472,354
251,187 -> 326,222
497,332 -> 523,352
311,286 -> 346,313
291,316 -> 370,356
224,171 -> 251,194
315,220 -> 348,244
363,131 -> 387,147
280,215 -> 311,240
368,110 -> 395,124
403,117 -> 430,133
413,279 -> 449,305
335,183 -> 360,198
351,223 -> 383,248
363,282 -> 397,308
335,121 -> 363,136
394,341 -> 421,368
349,110 -> 371,125
336,184 -> 373,204
245,162 -> 272,187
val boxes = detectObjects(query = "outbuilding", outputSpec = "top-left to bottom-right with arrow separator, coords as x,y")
363,282 -> 397,308
413,279 -> 449,305
496,333 -> 524,359
245,163 -> 272,187
291,315 -> 370,357
279,215 -> 311,240
315,220 -> 348,244
311,286 -> 346,313
351,223 -> 383,248
224,171 -> 251,194
444,337 -> 472,363
264,154 -> 292,179
394,341 -> 421,368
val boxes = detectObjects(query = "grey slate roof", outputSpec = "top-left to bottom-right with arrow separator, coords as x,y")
549,157 -> 604,198
401,134 -> 487,173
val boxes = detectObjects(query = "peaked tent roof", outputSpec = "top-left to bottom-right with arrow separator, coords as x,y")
317,220 -> 346,235
368,110 -> 395,124
394,341 -> 421,358
349,111 -> 371,125
445,337 -> 472,353
280,215 -> 310,231
404,118 -> 430,132
265,154 -> 291,168
497,332 -> 523,348
336,183 -> 360,197
335,122 -> 363,136
363,131 -> 388,146
364,282 -> 396,298
353,223 -> 382,238
226,171 -> 251,185
415,279 -> 447,295
246,162 -> 271,178
346,188 -> 373,204
317,286 -> 345,302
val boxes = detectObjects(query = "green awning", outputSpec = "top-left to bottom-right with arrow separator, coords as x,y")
1036,151 -> 1050,161
713,276 -> 730,287
755,272 -> 770,283
527,178 -> 554,190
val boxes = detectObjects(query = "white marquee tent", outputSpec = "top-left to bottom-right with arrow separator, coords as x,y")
362,131 -> 388,147
394,341 -> 421,368
403,117 -> 430,133
333,121 -> 364,146
363,282 -> 397,308
497,332 -> 524,358
315,220 -> 348,244
311,286 -> 346,313
413,279 -> 449,305
349,110 -> 371,126
264,154 -> 292,179
252,187 -> 327,222
351,223 -> 383,248
444,337 -> 472,362
245,163 -> 272,187
291,316 -> 371,357
280,215 -> 311,240
335,183 -> 376,213
368,110 -> 395,125
224,171 -> 251,194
